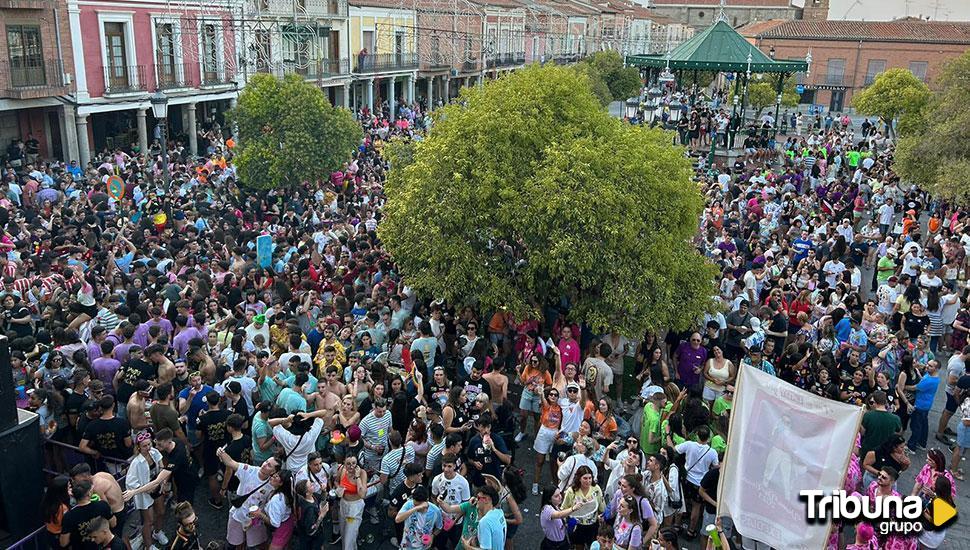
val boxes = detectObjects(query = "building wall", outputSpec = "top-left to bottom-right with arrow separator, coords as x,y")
755,37 -> 970,110
78,4 -> 237,98
348,7 -> 417,56
650,5 -> 798,28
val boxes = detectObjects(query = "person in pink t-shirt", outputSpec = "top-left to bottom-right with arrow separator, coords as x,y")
558,326 -> 580,372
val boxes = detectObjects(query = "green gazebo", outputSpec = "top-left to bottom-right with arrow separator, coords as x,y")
627,19 -> 809,143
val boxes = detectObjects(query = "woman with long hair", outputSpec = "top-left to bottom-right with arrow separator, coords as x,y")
561,465 -> 605,550
611,495 -> 645,550
861,434 -> 910,489
492,469 -> 527,550
41,475 -> 70,549
701,346 -> 735,404
895,353 -> 920,432
336,454 -> 368,550
539,486 -> 577,550
918,476 -> 955,549
258,470 -> 295,550
442,386 -> 470,437
124,432 -> 173,549
913,448 -> 957,498
406,419 -> 430,470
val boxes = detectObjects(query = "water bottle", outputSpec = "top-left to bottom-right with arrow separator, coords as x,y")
706,524 -> 722,548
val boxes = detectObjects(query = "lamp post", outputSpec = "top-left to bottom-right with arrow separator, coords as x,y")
625,97 -> 640,121
149,91 -> 170,189
668,98 -> 682,126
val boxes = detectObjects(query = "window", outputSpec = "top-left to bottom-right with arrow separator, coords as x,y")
104,22 -> 130,89
6,25 -> 45,87
253,30 -> 271,72
909,61 -> 928,81
201,24 -> 219,83
825,58 -> 845,85
864,59 -> 885,85
155,22 -> 178,87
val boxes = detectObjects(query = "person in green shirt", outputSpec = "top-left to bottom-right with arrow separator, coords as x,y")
859,390 -> 902,458
436,497 -> 480,550
847,149 -> 861,169
712,387 -> 734,417
641,390 -> 666,455
250,402 -> 275,465
876,252 -> 897,285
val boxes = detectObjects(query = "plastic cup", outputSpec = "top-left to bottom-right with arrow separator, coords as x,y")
706,524 -> 722,548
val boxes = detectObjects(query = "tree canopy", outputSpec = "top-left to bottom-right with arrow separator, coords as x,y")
577,51 -> 642,106
730,75 -> 800,118
380,64 -> 717,336
228,73 -> 362,189
851,68 -> 929,138
895,51 -> 970,201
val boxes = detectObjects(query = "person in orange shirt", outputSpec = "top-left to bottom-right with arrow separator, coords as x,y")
584,397 -> 619,445
516,355 -> 553,442
532,387 -> 562,495
902,209 -> 918,236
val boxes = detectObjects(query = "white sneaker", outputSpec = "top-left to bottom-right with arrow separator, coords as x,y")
153,531 -> 169,546
515,431 -> 526,443
532,483 -> 539,495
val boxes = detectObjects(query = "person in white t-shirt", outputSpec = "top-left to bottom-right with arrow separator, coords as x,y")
675,426 -> 719,537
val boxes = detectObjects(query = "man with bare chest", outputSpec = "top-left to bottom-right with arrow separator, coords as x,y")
71,464 -> 127,539
126,379 -> 152,434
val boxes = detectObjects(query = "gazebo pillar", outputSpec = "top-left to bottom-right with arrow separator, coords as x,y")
772,72 -> 786,139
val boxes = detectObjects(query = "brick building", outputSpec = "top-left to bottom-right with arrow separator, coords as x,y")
1,0 -> 76,161
644,0 -> 798,29
741,18 -> 970,113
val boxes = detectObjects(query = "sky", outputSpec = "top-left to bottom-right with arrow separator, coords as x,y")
792,0 -> 970,21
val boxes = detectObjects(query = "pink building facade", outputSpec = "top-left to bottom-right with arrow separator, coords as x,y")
68,0 -> 240,165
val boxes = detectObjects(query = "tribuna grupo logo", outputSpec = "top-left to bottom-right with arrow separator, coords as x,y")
800,490 -> 957,536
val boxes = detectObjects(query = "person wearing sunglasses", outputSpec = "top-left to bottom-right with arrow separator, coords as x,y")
532,387 -> 562,495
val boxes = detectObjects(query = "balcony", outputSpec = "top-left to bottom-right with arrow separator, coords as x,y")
202,65 -> 236,87
489,52 -> 525,68
285,58 -> 350,78
0,58 -> 70,99
353,52 -> 419,74
104,64 -> 148,95
554,53 -> 581,64
156,63 -> 187,90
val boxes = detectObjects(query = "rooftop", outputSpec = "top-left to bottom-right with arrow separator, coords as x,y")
753,17 -> 970,43
649,0 -> 792,6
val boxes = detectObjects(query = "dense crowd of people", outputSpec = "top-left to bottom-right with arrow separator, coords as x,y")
7,84 -> 970,550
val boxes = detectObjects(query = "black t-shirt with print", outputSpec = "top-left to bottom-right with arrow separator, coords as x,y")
81,417 -> 131,460
389,481 -> 419,511
116,359 -> 157,406
61,500 -> 112,550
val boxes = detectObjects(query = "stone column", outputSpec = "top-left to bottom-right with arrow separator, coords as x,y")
62,104 -> 79,163
187,103 -> 198,156
444,77 -> 451,104
136,108 -> 149,155
366,78 -> 374,112
230,96 -> 238,109
426,76 -> 434,109
389,76 -> 396,121
342,82 -> 350,109
76,114 -> 91,168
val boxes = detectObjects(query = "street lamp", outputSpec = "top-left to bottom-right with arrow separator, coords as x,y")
769,45 -> 776,59
668,98 -> 683,123
149,91 -> 171,188
625,97 -> 640,120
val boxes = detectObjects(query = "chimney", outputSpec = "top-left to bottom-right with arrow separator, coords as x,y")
802,0 -> 829,21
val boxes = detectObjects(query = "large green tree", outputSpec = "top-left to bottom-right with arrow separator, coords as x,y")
729,76 -> 800,119
851,68 -> 929,139
380,65 -> 717,336
227,73 -> 362,189
578,51 -> 642,106
895,51 -> 970,201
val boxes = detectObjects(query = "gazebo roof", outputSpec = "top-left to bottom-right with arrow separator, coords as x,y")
626,20 -> 808,73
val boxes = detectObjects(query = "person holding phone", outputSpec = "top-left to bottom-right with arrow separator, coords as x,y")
335,454 -> 368,550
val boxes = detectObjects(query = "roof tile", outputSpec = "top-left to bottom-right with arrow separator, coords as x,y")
756,18 -> 970,44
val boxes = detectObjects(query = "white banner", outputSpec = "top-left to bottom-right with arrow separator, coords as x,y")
718,365 -> 863,550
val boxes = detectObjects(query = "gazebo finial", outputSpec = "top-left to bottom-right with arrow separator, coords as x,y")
717,0 -> 728,23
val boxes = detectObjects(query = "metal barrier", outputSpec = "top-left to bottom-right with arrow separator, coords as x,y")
6,438 -> 132,550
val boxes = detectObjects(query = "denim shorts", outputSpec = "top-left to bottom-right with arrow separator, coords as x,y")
518,389 -> 542,413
